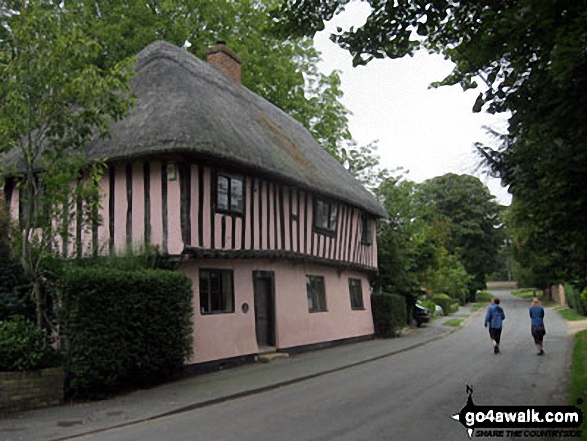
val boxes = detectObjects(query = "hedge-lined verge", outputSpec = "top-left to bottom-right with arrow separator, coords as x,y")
61,267 -> 193,398
371,293 -> 407,338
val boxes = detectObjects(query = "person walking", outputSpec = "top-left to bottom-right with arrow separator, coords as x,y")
485,297 -> 505,353
529,298 -> 546,355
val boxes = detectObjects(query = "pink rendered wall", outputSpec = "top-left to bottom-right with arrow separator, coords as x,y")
149,162 -> 163,249
131,162 -> 145,248
167,171 -> 182,255
179,258 -> 374,364
273,262 -> 374,349
113,164 -> 127,253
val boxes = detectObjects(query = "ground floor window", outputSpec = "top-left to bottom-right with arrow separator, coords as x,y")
306,275 -> 327,312
199,269 -> 234,314
348,278 -> 365,310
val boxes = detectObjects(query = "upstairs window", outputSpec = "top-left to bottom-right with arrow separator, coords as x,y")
361,213 -> 373,246
306,275 -> 327,312
314,198 -> 338,234
216,173 -> 244,215
199,269 -> 235,314
348,278 -> 365,310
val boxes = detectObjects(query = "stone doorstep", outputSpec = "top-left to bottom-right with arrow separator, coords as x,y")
257,352 -> 290,363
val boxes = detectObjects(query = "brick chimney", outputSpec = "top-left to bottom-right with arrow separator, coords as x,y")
206,41 -> 242,84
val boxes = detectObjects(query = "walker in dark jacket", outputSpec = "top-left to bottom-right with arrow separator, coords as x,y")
529,298 -> 546,355
485,297 -> 505,354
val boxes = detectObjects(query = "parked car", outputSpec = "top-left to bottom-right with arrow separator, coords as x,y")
414,304 -> 431,327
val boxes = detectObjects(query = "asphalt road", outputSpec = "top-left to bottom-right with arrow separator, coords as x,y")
72,291 -> 572,441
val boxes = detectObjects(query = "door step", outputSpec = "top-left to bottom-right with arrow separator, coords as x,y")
257,352 -> 289,363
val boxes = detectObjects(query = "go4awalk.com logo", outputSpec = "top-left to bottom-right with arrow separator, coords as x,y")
451,386 -> 583,438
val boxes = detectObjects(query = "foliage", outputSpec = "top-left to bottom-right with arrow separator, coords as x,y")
0,1 -> 134,330
444,319 -> 463,327
416,174 -> 503,295
0,315 -> 60,371
569,330 -> 587,436
0,199 -> 33,320
556,307 -> 587,322
375,176 -> 438,295
419,300 -> 436,316
60,267 -> 193,398
432,294 -> 452,317
68,0 -> 352,161
564,284 -> 587,317
475,290 -> 494,303
275,0 -> 587,290
370,293 -> 406,338
424,249 -> 472,305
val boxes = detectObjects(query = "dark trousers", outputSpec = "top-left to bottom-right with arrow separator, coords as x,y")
489,327 -> 502,344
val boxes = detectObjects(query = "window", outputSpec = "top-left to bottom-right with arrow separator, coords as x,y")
361,213 -> 373,245
216,174 -> 244,215
306,275 -> 327,312
314,198 -> 338,234
199,269 -> 235,314
348,278 -> 365,310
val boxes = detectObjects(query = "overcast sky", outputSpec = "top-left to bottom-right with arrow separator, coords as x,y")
312,3 -> 512,206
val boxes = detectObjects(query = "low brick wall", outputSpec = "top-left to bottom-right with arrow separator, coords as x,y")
0,367 -> 64,413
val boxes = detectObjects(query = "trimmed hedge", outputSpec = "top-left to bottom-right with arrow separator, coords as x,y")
433,294 -> 452,316
475,290 -> 494,303
61,267 -> 193,398
371,293 -> 407,338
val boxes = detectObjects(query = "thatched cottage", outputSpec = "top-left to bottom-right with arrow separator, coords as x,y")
5,41 -> 387,366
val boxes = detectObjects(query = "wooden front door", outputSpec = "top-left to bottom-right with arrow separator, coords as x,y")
253,271 -> 275,347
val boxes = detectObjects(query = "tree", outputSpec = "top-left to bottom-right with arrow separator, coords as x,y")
73,0 -> 352,159
274,0 -> 587,283
0,1 -> 133,330
416,174 -> 503,294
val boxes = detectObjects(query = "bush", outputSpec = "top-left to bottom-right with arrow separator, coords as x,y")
420,300 -> 436,315
475,290 -> 494,303
565,283 -> 587,316
433,294 -> 452,316
0,315 -> 60,371
61,267 -> 193,398
371,293 -> 407,338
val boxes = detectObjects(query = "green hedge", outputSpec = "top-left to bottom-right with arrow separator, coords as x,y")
0,315 -> 61,371
371,293 -> 407,338
433,294 -> 452,315
61,267 -> 193,398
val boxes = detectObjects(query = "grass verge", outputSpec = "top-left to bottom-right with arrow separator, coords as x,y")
511,288 -> 542,299
556,306 -> 587,321
569,330 -> 587,438
444,319 -> 463,327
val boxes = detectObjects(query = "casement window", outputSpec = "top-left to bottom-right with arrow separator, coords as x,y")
199,269 -> 235,314
306,275 -> 327,312
361,213 -> 373,246
348,278 -> 365,310
313,198 -> 338,234
215,173 -> 244,215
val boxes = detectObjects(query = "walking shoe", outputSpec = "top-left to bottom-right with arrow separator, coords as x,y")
494,345 -> 500,354
537,350 -> 544,356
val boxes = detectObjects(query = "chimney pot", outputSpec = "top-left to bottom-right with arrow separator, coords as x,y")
206,41 -> 242,84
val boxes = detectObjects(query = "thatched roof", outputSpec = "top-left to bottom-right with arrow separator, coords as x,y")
14,41 -> 387,218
